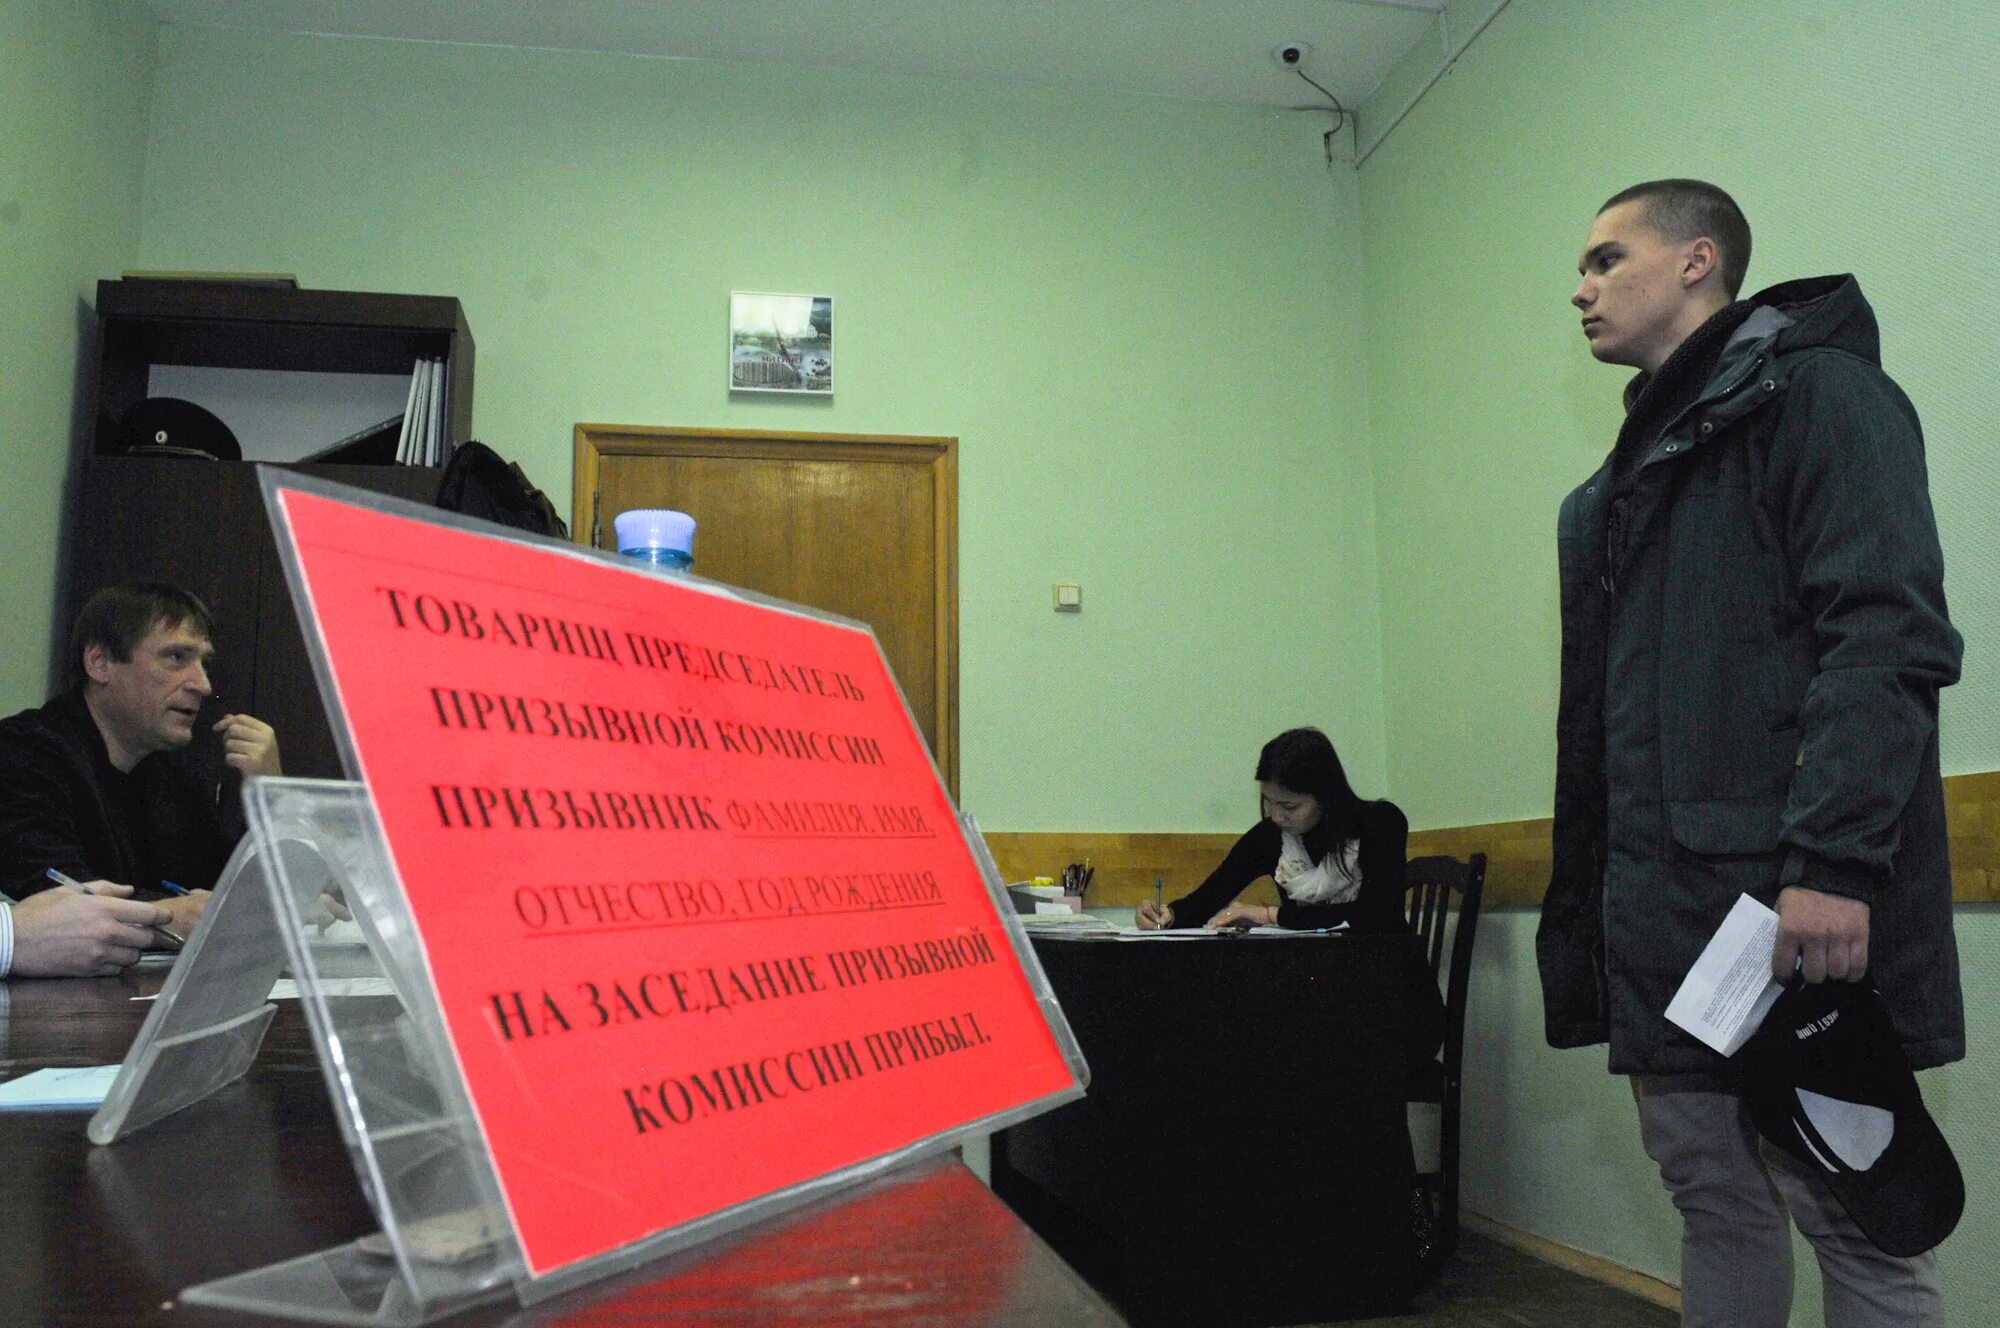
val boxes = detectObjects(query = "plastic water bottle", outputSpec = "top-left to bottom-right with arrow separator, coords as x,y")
613,508 -> 695,572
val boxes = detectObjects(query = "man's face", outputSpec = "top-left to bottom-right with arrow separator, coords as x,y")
1572,200 -> 1700,372
84,618 -> 215,764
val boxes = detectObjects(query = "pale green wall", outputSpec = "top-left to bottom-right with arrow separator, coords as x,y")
1364,0 -> 1998,831
0,0 -> 155,712
134,25 -> 1388,830
16,5 -> 1996,1316
1358,1 -> 2000,1319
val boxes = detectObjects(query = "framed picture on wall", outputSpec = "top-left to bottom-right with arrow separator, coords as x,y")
729,291 -> 833,394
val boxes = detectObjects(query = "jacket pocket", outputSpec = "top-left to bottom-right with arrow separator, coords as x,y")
1666,797 -> 1785,856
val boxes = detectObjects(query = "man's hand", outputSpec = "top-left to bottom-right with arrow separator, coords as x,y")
215,713 -> 282,776
155,888 -> 213,943
12,883 -> 169,977
1772,885 -> 1870,983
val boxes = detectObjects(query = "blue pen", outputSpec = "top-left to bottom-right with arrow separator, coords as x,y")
158,879 -> 190,896
45,867 -> 92,892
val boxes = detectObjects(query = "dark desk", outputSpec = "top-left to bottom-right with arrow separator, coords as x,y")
0,971 -> 1123,1328
990,933 -> 1417,1327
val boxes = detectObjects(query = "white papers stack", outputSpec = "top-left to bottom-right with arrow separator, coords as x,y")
1019,913 -> 1115,931
394,358 -> 448,465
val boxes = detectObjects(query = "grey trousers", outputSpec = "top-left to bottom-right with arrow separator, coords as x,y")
1634,1077 -> 1944,1327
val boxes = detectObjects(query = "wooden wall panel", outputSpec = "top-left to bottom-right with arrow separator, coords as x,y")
1946,770 -> 2000,903
984,771 -> 2000,911
981,831 -> 1279,910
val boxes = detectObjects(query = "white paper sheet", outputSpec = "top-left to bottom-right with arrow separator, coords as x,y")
1665,893 -> 1785,1056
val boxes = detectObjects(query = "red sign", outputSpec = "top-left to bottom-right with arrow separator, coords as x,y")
273,486 -> 1076,1277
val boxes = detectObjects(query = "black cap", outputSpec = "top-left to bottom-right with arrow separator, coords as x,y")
1743,978 -> 1962,1257
115,397 -> 241,460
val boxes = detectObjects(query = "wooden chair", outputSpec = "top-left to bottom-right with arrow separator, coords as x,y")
1404,852 -> 1486,1258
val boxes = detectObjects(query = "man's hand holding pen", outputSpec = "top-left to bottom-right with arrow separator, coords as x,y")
37,868 -> 179,967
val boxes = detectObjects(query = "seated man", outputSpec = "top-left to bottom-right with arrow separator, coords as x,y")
0,582 -> 282,964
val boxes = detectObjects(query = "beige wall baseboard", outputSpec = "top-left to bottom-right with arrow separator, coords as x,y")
1461,1211 -> 1681,1311
985,770 -> 2000,911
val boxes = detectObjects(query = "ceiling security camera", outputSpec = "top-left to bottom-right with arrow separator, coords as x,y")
1273,42 -> 1309,68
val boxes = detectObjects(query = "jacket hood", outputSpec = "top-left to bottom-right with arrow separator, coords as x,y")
1619,275 -> 1879,416
1748,273 -> 1880,366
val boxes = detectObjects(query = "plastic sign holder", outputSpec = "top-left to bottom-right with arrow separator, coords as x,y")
180,778 -> 519,1324
88,832 -> 293,1145
164,470 -> 1086,1324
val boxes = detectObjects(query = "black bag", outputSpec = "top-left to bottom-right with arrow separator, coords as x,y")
436,441 -> 568,538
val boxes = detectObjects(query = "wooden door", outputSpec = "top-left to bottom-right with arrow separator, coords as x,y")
574,426 -> 958,796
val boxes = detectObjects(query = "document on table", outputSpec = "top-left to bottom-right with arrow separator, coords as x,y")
1665,893 -> 1785,1056
134,976 -> 398,1001
1019,912 -> 1115,931
1109,923 -> 1347,940
0,1065 -> 120,1110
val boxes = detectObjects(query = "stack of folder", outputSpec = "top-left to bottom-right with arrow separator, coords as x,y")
394,358 -> 449,465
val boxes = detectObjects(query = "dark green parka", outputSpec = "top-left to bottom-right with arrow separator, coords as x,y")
1537,275 -> 1963,1075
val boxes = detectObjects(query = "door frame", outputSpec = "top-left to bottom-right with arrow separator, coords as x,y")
573,424 -> 959,796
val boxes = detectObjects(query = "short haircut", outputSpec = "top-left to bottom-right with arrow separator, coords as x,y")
1600,179 -> 1752,297
70,582 -> 214,686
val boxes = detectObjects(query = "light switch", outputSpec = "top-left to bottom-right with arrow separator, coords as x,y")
1053,583 -> 1082,612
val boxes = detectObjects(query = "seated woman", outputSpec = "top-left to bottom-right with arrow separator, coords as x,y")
1134,726 -> 1408,933
1135,726 -> 1450,1267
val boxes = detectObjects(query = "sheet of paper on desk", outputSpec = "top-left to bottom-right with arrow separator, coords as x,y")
1110,929 -> 1225,940
1020,912 -> 1114,929
268,977 -> 399,1000
1109,922 -> 1348,940
0,1065 -> 120,1110
1665,892 -> 1784,1056
132,976 -> 399,1002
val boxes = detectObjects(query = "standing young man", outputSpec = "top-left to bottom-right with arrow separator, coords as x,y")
1536,180 -> 1962,1325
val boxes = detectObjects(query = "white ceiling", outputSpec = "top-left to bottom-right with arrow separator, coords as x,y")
144,0 -> 1447,111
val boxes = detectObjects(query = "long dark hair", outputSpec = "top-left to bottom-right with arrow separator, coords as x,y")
1256,727 -> 1365,877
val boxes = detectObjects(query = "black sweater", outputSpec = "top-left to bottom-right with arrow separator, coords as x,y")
1165,799 -> 1443,1068
1167,800 -> 1409,932
0,689 -> 235,901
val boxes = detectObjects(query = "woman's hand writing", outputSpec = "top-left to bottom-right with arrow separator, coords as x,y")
1204,902 -> 1278,929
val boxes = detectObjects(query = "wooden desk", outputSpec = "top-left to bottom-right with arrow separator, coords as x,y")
0,971 -> 1123,1328
990,933 -> 1418,1327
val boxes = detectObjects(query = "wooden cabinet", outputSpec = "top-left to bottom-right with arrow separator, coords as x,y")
63,282 -> 476,778
89,280 -> 473,457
